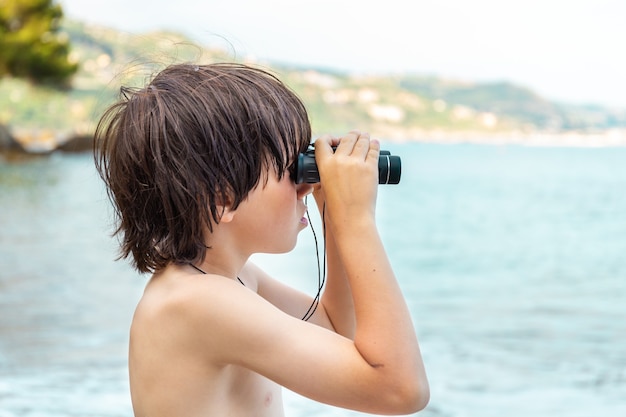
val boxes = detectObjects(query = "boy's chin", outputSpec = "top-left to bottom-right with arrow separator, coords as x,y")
262,238 -> 299,255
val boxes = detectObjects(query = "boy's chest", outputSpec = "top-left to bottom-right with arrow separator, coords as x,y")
222,364 -> 285,416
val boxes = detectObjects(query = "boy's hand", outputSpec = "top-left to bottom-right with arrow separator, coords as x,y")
313,131 -> 380,228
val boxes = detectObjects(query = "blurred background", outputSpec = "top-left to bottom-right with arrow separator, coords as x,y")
1,1 -> 625,416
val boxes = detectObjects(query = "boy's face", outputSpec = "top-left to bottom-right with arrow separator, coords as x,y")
230,168 -> 313,254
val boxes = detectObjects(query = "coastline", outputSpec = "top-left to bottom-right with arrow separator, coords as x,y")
3,126 -> 626,156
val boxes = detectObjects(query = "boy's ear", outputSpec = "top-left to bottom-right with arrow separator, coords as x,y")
213,189 -> 236,223
217,205 -> 236,223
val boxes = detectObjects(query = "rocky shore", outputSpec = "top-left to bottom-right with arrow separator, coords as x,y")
3,124 -> 626,158
0,125 -> 94,155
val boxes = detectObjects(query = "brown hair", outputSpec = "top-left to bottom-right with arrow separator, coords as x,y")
94,63 -> 311,273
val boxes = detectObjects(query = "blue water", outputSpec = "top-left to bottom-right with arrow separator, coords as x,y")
1,143 -> 625,416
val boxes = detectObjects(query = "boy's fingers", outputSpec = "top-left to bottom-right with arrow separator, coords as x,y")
314,134 -> 337,158
315,131 -> 376,162
366,138 -> 381,164
352,132 -> 371,159
334,131 -> 360,156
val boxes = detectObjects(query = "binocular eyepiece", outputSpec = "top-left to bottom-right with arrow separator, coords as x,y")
294,147 -> 401,184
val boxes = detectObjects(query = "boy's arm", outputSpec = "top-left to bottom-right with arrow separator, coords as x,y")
249,237 -> 354,338
270,131 -> 427,410
313,131 -> 428,395
244,262 -> 337,330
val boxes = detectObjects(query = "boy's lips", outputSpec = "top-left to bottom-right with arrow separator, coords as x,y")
299,206 -> 308,225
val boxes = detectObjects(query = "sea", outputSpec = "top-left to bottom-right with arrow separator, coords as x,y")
1,142 -> 625,417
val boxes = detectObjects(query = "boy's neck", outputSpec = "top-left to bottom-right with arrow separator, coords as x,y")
188,262 -> 246,286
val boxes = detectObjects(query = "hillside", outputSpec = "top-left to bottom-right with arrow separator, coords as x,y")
1,20 -> 625,152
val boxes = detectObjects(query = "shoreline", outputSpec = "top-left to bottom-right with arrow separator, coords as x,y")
3,127 -> 626,156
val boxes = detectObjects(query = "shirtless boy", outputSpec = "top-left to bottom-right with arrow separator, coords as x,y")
95,63 -> 429,416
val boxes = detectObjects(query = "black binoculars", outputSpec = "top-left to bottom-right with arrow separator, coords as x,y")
294,147 -> 401,184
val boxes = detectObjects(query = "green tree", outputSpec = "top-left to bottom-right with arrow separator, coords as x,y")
0,0 -> 77,87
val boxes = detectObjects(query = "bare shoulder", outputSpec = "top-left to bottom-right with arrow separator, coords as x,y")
133,265 -> 254,339
131,264 -> 293,361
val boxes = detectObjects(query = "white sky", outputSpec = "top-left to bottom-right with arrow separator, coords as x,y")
58,0 -> 626,108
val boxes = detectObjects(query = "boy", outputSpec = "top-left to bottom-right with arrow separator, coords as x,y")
95,63 -> 429,416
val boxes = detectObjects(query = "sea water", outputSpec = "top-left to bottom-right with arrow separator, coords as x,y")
1,143 -> 625,416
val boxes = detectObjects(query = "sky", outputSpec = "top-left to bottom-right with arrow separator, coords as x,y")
58,0 -> 626,108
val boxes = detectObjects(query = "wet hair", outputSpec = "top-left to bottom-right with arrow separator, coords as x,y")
94,63 -> 312,273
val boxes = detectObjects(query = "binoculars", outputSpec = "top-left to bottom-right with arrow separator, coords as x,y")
294,147 -> 401,184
